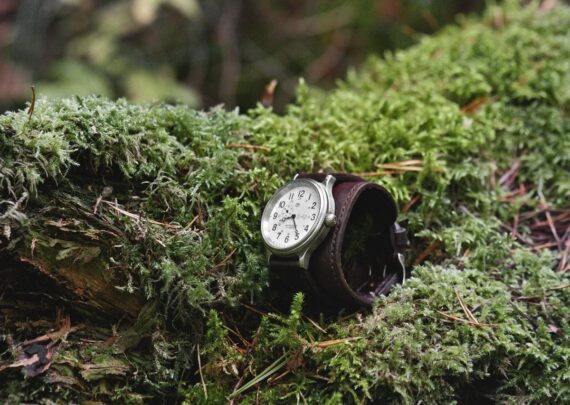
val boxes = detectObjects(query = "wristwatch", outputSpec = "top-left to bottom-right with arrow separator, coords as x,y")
260,172 -> 408,308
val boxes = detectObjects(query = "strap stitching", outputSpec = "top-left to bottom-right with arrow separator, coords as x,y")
329,182 -> 361,303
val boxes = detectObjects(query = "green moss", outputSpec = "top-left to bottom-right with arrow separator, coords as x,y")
1,2 -> 569,403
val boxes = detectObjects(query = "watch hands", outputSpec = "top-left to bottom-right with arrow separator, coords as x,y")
279,208 -> 292,222
279,213 -> 299,238
291,215 -> 299,238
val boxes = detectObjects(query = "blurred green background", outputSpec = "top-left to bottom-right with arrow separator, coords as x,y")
0,0 -> 485,113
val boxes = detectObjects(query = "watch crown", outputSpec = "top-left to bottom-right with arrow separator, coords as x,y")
325,213 -> 337,227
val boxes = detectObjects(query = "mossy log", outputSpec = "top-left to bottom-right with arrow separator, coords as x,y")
1,190 -> 145,319
1,2 -> 570,403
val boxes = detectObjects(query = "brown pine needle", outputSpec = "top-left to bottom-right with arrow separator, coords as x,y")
414,240 -> 441,265
374,164 -> 423,171
357,160 -> 426,177
303,315 -> 327,334
353,171 -> 395,177
197,344 -> 207,400
402,194 -> 421,213
435,309 -> 497,327
375,160 -> 422,169
103,201 -> 181,229
312,337 -> 361,348
538,190 -> 562,250
454,289 -> 479,324
549,284 -> 570,290
267,369 -> 290,384
212,248 -> 237,270
225,143 -> 271,152
530,211 -> 570,229
241,303 -> 267,316
379,159 -> 423,166
499,158 -> 521,187
462,96 -> 488,113
223,325 -> 252,348
185,216 -> 200,229
533,242 -> 558,250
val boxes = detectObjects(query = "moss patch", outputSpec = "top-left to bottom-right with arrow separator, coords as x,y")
1,2 -> 569,403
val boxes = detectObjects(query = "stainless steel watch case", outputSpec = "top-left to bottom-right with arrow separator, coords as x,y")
261,174 -> 337,269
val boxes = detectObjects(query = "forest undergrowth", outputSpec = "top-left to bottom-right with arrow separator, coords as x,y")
0,2 -> 569,403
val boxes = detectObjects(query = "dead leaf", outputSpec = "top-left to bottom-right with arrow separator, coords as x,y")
286,349 -> 304,370
261,79 -> 278,108
0,313 -> 81,378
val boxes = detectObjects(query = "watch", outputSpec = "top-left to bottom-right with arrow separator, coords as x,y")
260,172 -> 408,308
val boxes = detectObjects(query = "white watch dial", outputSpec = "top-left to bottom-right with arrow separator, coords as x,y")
262,183 -> 322,250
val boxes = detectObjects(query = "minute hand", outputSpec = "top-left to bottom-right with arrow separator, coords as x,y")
291,215 -> 299,238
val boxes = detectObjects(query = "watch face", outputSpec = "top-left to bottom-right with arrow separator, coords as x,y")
261,180 -> 325,251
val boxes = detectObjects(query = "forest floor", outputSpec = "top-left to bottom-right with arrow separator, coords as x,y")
1,2 -> 569,403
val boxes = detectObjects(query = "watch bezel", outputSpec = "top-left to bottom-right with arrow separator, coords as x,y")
261,178 -> 330,256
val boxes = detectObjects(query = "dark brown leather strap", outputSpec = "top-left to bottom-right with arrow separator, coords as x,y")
268,256 -> 332,306
270,173 -> 407,308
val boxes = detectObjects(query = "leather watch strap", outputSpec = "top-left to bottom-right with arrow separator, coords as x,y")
268,256 -> 331,306
270,173 -> 407,308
